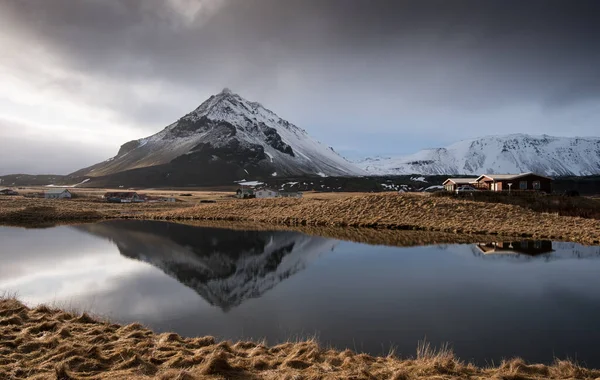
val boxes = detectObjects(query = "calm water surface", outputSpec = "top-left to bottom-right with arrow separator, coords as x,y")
1,220 -> 599,367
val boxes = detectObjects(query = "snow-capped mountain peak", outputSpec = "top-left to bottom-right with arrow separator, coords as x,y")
357,134 -> 600,176
72,89 -> 365,181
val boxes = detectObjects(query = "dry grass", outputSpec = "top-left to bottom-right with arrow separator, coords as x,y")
149,193 -> 600,245
0,197 -> 191,226
1,297 -> 598,379
2,192 -> 600,245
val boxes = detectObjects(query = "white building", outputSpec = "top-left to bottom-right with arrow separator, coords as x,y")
255,188 -> 280,198
45,188 -> 72,199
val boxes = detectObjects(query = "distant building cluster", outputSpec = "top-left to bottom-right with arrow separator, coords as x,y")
442,172 -> 553,193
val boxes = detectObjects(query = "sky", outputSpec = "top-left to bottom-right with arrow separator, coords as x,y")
1,0 -> 599,175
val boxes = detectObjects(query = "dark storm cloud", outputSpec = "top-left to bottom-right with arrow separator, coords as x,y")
3,0 -> 599,109
1,0 -> 599,174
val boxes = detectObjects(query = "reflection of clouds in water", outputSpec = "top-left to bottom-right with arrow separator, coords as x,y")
0,226 -> 154,305
62,269 -> 214,326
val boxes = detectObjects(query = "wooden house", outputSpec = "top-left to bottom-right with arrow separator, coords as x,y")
45,189 -> 72,199
442,178 -> 478,192
473,173 -> 552,193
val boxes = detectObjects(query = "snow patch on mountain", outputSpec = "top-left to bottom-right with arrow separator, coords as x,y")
357,134 -> 600,176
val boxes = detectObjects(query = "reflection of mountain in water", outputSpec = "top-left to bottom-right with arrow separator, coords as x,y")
75,221 -> 337,310
472,240 -> 600,261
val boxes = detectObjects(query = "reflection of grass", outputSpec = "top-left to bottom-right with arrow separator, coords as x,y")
1,297 -> 598,379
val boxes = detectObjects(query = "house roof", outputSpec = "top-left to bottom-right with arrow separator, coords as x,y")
475,172 -> 553,182
45,188 -> 70,194
442,178 -> 478,185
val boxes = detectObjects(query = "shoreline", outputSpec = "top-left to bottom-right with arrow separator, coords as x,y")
1,297 -> 599,379
1,193 -> 600,245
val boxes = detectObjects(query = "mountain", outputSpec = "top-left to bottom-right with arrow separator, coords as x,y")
76,220 -> 337,311
71,89 -> 364,186
357,134 -> 600,176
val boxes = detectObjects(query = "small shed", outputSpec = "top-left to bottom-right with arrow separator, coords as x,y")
474,173 -> 552,192
255,188 -> 280,199
45,188 -> 72,199
442,178 -> 478,192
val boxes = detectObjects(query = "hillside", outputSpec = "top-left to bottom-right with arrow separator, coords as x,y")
358,134 -> 600,176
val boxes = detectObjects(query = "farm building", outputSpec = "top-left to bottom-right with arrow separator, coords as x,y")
442,178 -> 478,192
45,189 -> 72,199
236,188 -> 255,199
0,188 -> 19,196
473,173 -> 552,192
104,192 -> 140,203
255,188 -> 280,198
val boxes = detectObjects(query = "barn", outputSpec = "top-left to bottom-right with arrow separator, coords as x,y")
45,189 -> 72,199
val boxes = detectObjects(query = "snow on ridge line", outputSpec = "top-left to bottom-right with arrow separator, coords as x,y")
356,134 -> 600,176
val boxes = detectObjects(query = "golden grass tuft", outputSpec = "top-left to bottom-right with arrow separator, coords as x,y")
2,298 -> 600,379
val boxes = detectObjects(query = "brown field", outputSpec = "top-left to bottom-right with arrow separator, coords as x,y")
1,191 -> 600,244
150,193 -> 600,244
1,297 -> 599,380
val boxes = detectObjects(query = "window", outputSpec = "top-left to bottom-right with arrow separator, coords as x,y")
519,181 -> 527,190
533,181 -> 541,190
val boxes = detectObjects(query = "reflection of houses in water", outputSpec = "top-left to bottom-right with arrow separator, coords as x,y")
476,241 -> 554,256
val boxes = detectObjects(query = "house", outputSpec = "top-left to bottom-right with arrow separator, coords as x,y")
0,188 -> 18,196
255,188 -> 280,198
280,191 -> 303,198
442,178 -> 478,192
103,192 -> 140,203
236,188 -> 255,199
473,173 -> 552,192
476,241 -> 553,256
44,188 -> 72,199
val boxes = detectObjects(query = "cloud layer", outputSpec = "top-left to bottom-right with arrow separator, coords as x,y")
1,0 -> 599,174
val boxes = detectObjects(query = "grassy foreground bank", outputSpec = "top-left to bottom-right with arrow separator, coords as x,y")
1,298 -> 599,380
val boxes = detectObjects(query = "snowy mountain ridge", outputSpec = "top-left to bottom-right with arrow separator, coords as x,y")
357,134 -> 600,176
73,88 -> 364,179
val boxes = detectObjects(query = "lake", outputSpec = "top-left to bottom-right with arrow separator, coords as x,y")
1,220 -> 599,367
